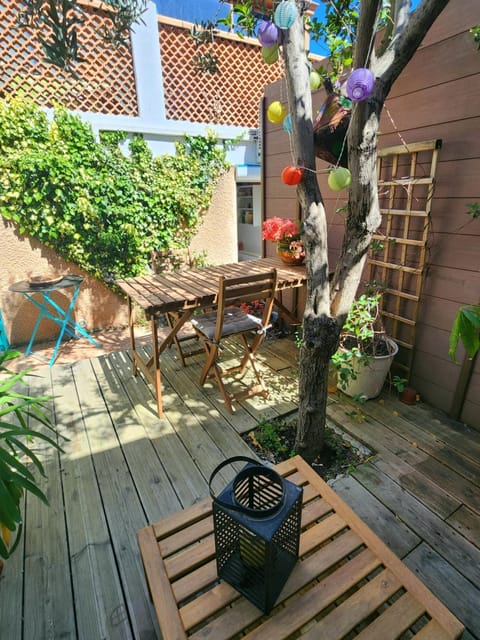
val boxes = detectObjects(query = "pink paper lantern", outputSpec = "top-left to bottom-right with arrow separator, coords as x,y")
346,68 -> 375,102
258,20 -> 279,47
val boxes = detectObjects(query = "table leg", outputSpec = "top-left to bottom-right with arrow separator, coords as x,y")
128,297 -> 138,376
151,315 -> 163,418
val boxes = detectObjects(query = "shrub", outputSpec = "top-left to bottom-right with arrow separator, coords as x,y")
0,97 -> 229,283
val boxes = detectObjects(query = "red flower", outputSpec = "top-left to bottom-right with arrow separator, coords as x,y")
262,217 -> 300,242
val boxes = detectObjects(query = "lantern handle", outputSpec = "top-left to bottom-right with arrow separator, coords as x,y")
209,456 -> 285,515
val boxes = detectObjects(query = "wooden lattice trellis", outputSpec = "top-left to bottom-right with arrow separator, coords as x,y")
0,0 -> 138,116
158,19 -> 285,128
367,139 -> 442,380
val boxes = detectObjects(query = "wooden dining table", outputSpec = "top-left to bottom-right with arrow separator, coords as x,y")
116,257 -> 306,417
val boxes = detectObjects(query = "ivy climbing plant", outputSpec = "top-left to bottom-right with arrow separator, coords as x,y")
0,97 -> 229,283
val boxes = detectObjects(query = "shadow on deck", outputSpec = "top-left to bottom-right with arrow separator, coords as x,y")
0,335 -> 478,639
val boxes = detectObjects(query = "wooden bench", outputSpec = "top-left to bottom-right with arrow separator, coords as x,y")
137,455 -> 464,640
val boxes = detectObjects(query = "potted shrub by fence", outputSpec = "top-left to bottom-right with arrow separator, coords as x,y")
331,292 -> 398,399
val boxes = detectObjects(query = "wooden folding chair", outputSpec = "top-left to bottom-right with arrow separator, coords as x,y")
191,269 -> 277,412
150,248 -> 203,366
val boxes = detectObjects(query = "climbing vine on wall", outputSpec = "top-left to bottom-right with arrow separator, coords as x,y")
0,98 -> 229,282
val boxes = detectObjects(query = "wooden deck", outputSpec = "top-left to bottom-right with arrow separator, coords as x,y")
0,335 -> 479,639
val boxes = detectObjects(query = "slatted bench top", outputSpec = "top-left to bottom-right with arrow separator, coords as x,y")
137,455 -> 464,640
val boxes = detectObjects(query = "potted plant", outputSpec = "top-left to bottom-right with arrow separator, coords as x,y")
0,350 -> 64,572
262,217 -> 305,265
331,291 -> 398,399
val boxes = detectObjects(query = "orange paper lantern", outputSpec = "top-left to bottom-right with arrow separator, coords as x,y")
281,165 -> 304,185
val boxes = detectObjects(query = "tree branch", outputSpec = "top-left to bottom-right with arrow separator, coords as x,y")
354,0 -> 383,67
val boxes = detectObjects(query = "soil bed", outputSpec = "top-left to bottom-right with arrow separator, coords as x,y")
242,412 -> 370,483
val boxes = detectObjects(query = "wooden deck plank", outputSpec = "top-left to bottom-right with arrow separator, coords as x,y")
1,336 -> 479,639
50,363 -> 133,640
89,354 -> 183,521
404,543 -> 480,639
22,367 -> 76,640
106,349 -> 209,509
331,473 -> 421,557
446,505 -> 480,547
71,359 -> 160,640
352,463 -> 480,587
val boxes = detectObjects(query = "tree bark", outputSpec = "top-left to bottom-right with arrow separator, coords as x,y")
281,0 -> 451,463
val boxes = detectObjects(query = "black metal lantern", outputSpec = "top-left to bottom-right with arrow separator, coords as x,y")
209,456 -> 303,613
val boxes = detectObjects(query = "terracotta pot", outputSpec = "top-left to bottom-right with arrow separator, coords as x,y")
400,387 -> 417,405
276,242 -> 305,266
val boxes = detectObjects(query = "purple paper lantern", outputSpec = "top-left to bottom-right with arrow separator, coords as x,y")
274,1 -> 298,30
346,68 -> 375,102
258,20 -> 279,48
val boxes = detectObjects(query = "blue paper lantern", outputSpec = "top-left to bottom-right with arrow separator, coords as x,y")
346,68 -> 375,102
282,113 -> 292,133
258,20 -> 279,47
274,1 -> 298,30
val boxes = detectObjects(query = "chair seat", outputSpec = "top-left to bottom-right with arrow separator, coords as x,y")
191,307 -> 262,340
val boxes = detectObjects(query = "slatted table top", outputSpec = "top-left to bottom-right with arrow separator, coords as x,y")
117,257 -> 306,317
137,455 -> 464,640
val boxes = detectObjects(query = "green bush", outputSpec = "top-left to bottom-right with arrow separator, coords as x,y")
0,97 -> 229,283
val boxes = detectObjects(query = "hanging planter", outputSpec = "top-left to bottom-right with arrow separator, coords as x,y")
313,79 -> 351,167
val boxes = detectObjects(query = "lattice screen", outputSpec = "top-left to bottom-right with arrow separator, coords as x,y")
0,0 -> 138,116
158,21 -> 285,127
367,139 -> 442,380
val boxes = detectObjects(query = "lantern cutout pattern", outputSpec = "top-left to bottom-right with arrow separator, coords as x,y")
258,20 -> 279,47
346,68 -> 375,102
267,100 -> 287,124
328,167 -> 352,191
274,0 -> 298,29
209,457 -> 303,613
281,165 -> 303,186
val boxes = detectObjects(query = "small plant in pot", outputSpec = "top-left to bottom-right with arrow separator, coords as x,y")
0,350 -> 64,572
331,291 -> 398,400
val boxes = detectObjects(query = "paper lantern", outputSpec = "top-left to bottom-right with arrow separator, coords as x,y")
281,165 -> 304,185
274,1 -> 298,29
282,113 -> 292,133
267,101 -> 287,124
262,43 -> 279,65
346,68 -> 375,102
258,20 -> 279,47
328,167 -> 352,191
210,457 -> 303,613
310,70 -> 322,91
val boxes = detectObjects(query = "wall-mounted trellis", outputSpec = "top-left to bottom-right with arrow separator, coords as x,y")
158,17 -> 285,128
0,0 -> 138,116
367,139 -> 442,380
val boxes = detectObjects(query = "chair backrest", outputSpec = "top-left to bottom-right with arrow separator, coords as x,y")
151,248 -> 194,274
215,269 -> 277,338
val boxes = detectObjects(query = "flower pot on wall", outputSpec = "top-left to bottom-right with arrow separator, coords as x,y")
342,337 -> 398,399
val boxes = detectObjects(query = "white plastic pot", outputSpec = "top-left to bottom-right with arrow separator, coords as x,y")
342,337 -> 398,399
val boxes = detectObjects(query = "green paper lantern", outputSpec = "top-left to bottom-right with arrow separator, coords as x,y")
328,167 -> 352,191
310,70 -> 322,91
262,43 -> 279,65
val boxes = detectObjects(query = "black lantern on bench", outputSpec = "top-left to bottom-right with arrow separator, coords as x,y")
209,456 -> 303,613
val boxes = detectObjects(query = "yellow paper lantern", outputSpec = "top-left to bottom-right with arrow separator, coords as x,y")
267,101 -> 287,124
310,70 -> 322,91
